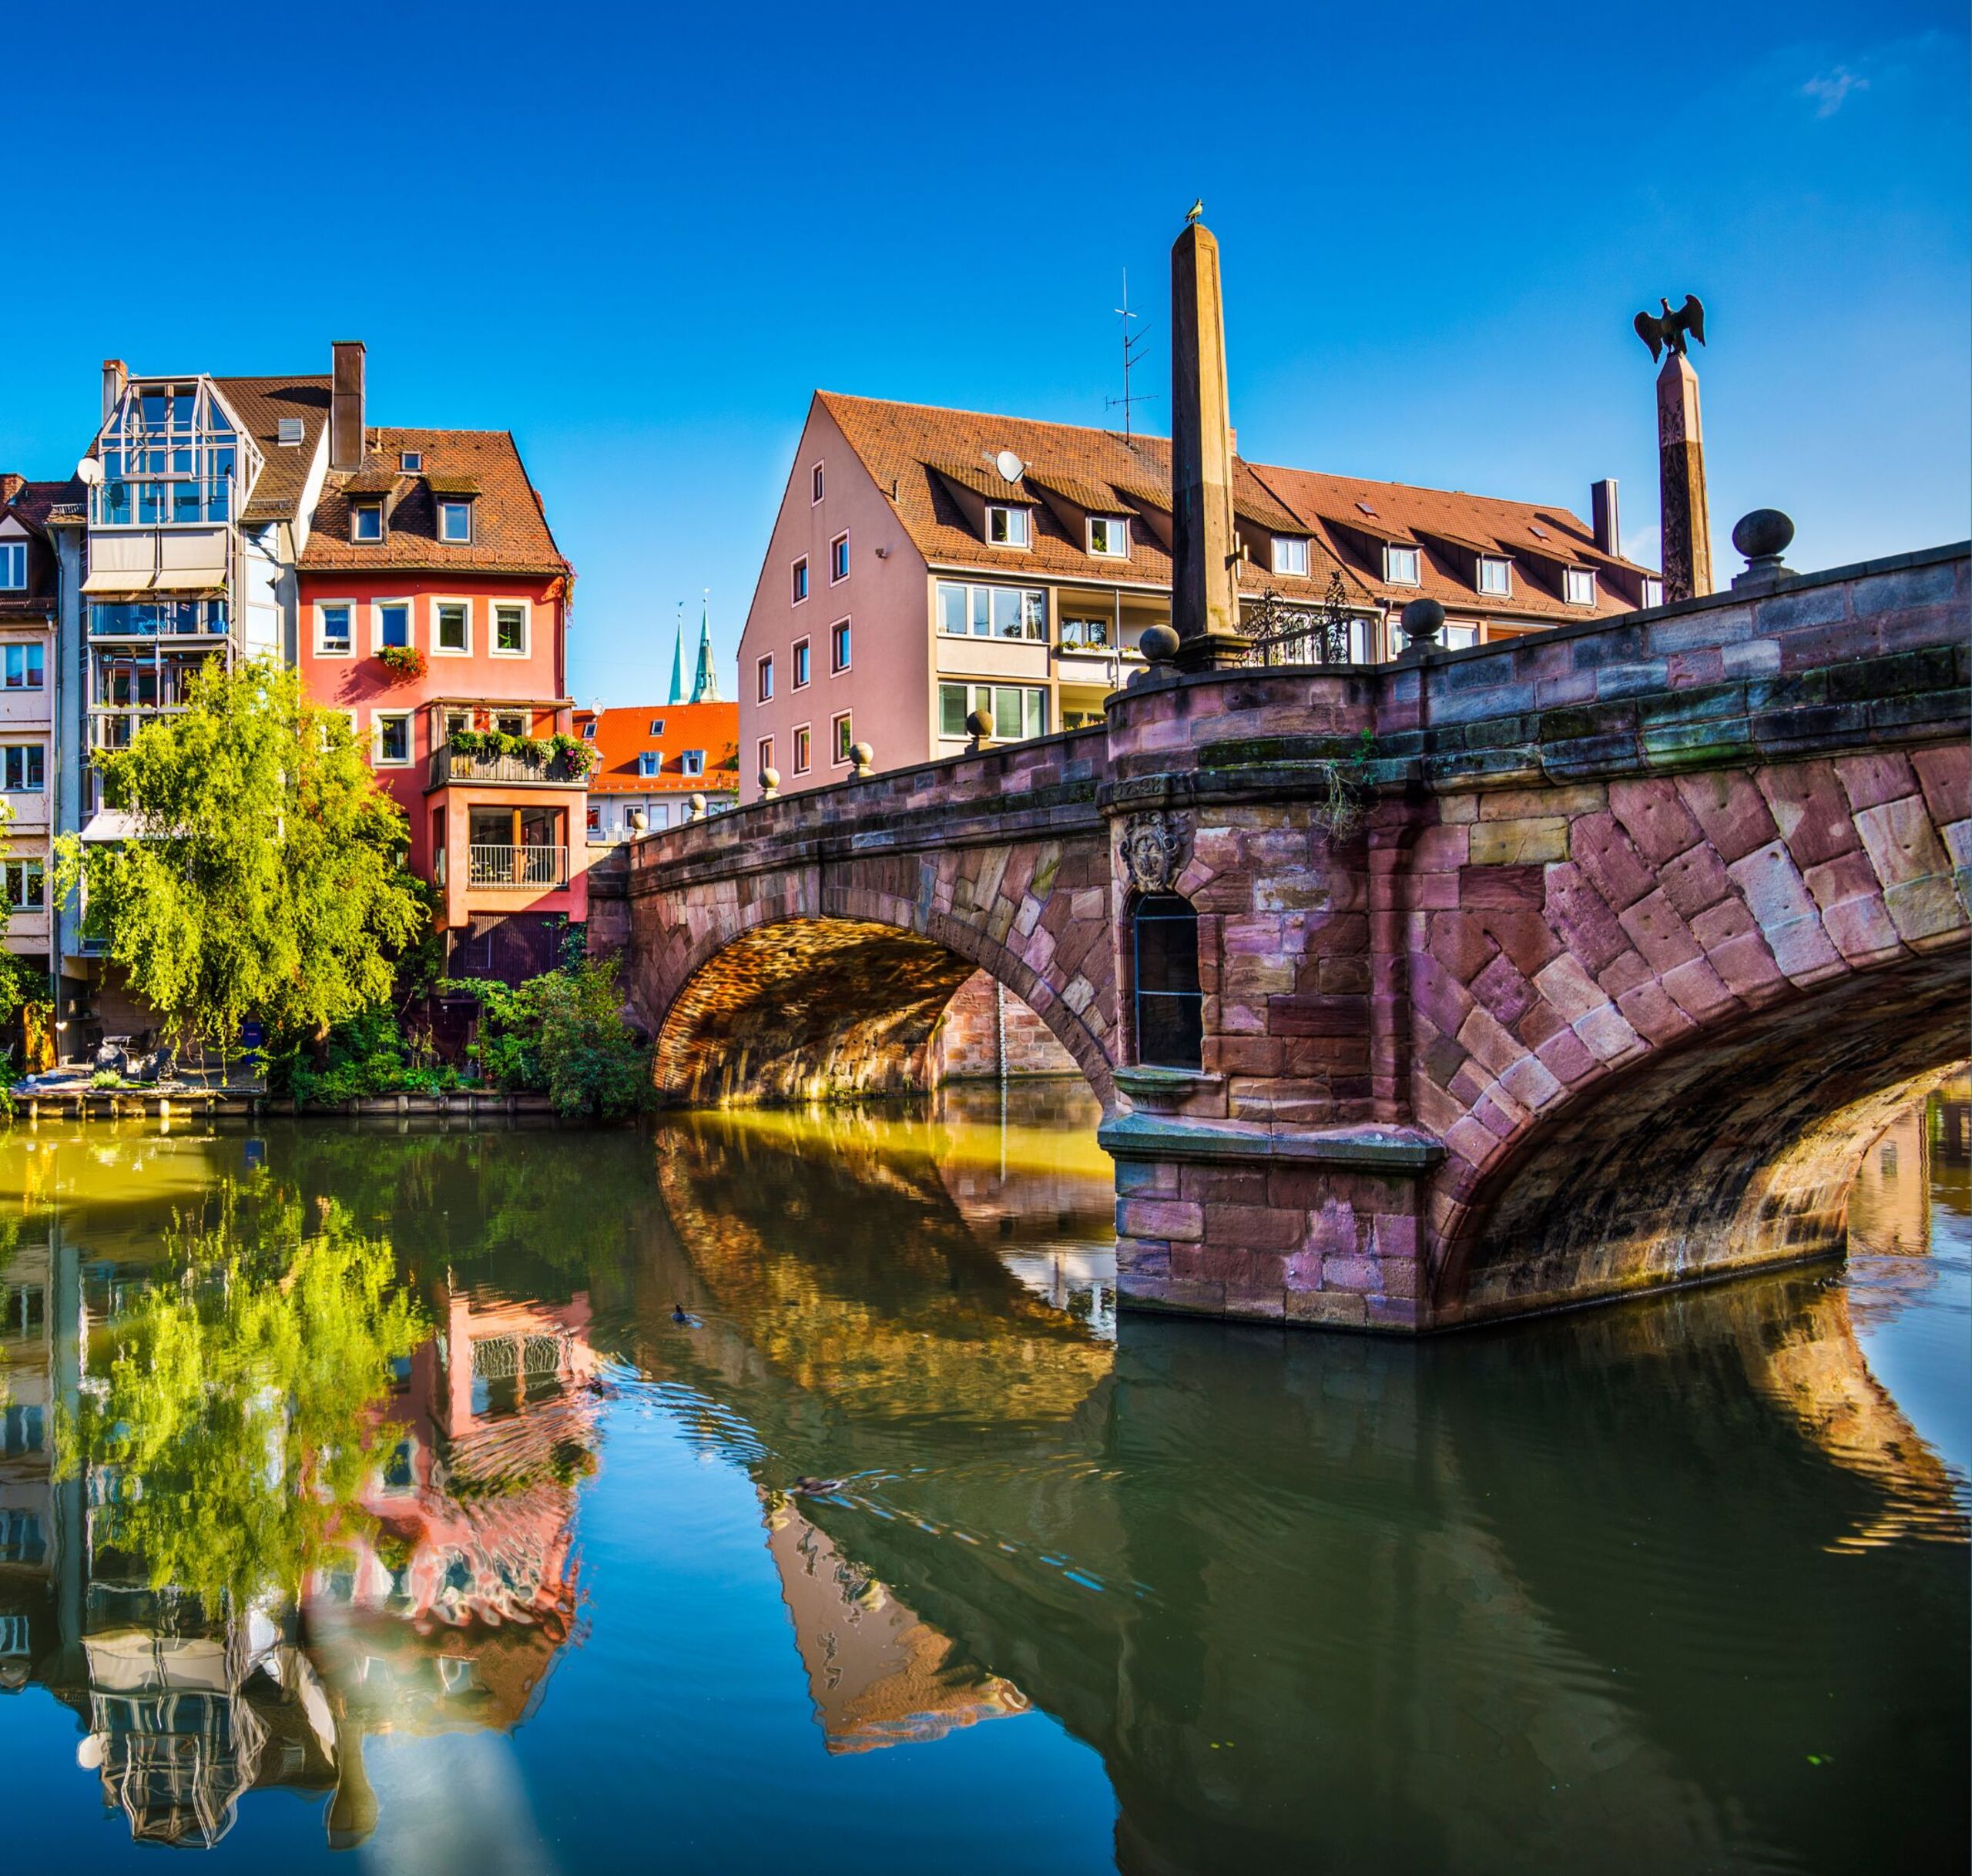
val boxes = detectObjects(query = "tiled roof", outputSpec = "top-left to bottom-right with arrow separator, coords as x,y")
301,427 -> 568,577
815,393 -> 1655,625
570,703 -> 740,795
212,375 -> 332,522
8,477 -> 85,531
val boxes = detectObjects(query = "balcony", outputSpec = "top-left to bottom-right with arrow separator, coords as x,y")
90,477 -> 233,528
427,740 -> 591,791
463,845 -> 568,889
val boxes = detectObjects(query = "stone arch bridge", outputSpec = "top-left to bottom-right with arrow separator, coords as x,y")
594,543 -> 1970,1332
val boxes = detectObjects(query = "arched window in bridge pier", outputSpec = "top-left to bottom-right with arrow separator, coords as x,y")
1132,893 -> 1202,1070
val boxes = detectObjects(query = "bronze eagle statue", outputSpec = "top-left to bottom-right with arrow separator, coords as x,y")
1634,294 -> 1706,362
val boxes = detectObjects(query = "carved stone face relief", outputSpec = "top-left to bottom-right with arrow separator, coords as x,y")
1118,811 -> 1187,896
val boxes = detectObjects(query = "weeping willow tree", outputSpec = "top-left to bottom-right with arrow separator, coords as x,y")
58,1200 -> 428,1608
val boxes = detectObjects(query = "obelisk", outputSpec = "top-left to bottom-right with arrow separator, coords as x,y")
1656,352 -> 1713,602
1169,212 -> 1245,670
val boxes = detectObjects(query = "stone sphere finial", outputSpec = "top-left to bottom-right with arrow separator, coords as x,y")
758,765 -> 780,798
849,741 -> 874,777
1399,598 -> 1445,658
1730,509 -> 1796,591
1138,623 -> 1180,666
628,807 -> 648,833
964,708 -> 994,752
688,792 -> 706,819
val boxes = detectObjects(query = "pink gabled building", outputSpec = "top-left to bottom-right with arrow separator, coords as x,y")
297,344 -> 585,980
737,393 -> 1662,802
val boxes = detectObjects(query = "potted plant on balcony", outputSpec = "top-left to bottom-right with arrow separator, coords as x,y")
551,733 -> 599,778
377,645 -> 427,682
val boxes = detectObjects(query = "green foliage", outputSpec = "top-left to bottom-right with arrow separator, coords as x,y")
90,1070 -> 122,1090
376,644 -> 427,680
55,658 -> 428,1053
268,1003 -> 466,1105
551,733 -> 599,776
56,1204 -> 429,1607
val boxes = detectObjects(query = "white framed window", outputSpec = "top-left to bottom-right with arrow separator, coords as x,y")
1383,545 -> 1420,585
1271,536 -> 1310,577
3,645 -> 42,689
581,719 -> 598,739
374,712 -> 413,766
1477,556 -> 1511,598
830,531 -> 850,583
495,711 -> 525,736
1087,516 -> 1129,558
3,859 -> 44,909
373,599 -> 412,651
792,723 -> 812,774
1565,566 -> 1598,607
648,717 -> 666,735
830,618 -> 850,672
792,638 -> 810,688
400,450 -> 423,471
586,803 -> 602,834
792,557 -> 809,604
831,712 -> 854,765
2,745 -> 44,790
810,462 -> 824,504
637,751 -> 661,778
351,501 -> 384,543
0,543 -> 24,590
987,504 -> 1031,548
316,602 -> 354,656
935,581 -> 1047,641
680,748 -> 706,777
433,600 -> 471,655
937,682 -> 1048,742
1642,576 -> 1665,609
438,501 -> 473,544
491,601 -> 528,655
757,655 -> 774,702
1443,622 -> 1481,650
757,736 -> 774,776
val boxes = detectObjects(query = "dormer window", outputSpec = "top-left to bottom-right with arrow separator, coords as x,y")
1271,536 -> 1310,577
1642,577 -> 1665,609
277,417 -> 304,447
1565,566 -> 1598,607
637,752 -> 660,777
1383,545 -> 1420,585
987,504 -> 1031,548
1087,516 -> 1129,558
1477,556 -> 1511,598
438,501 -> 472,543
351,501 -> 384,543
399,450 -> 422,472
0,543 -> 25,590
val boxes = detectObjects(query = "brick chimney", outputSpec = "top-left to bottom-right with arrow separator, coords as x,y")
1591,479 -> 1620,556
330,341 -> 366,471
102,359 -> 127,425
0,473 -> 23,506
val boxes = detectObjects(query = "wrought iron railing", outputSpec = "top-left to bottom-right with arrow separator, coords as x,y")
428,741 -> 589,789
466,845 -> 566,889
1239,574 -> 1361,667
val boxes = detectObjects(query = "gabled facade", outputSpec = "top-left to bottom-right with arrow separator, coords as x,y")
573,702 -> 739,846
738,393 -> 1662,800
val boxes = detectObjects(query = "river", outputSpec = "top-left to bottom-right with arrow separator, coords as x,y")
0,1080 -> 1964,1872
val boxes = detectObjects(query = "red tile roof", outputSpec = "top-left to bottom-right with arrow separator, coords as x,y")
572,703 -> 740,795
816,392 -> 1655,625
8,477 -> 85,531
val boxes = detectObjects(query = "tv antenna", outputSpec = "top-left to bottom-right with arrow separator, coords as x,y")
1105,269 -> 1157,439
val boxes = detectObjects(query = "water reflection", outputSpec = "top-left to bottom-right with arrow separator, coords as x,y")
0,1085 -> 1964,1872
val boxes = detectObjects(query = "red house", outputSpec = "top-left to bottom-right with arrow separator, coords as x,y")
297,344 -> 584,980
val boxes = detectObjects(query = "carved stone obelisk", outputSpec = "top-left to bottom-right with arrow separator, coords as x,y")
1169,213 -> 1245,670
1656,351 -> 1713,602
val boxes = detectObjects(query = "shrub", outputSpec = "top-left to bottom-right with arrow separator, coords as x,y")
270,1003 -> 466,1106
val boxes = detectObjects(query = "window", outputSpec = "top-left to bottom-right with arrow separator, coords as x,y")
1061,616 -> 1111,649
581,719 -> 598,739
90,599 -> 225,638
2,645 -> 41,690
792,638 -> 810,688
438,501 -> 472,543
1443,622 -> 1481,651
495,712 -> 525,736
987,504 -> 1031,548
680,749 -> 706,776
400,450 -> 422,471
757,655 -> 774,702
377,601 -> 410,649
832,713 -> 854,764
0,543 -> 23,590
1561,566 -> 1597,607
637,752 -> 661,778
1132,893 -> 1202,1070
317,603 -> 353,655
757,736 -> 774,776
1642,576 -> 1665,609
1383,545 -> 1420,585
1477,556 -> 1511,597
2,746 -> 44,790
435,601 -> 470,653
811,462 -> 824,504
493,603 -> 527,654
352,501 -> 384,543
935,581 -> 1048,640
792,558 -> 809,604
830,619 -> 850,672
586,804 -> 602,834
277,416 -> 304,445
1272,535 -> 1310,577
830,531 -> 850,582
445,711 -> 471,738
937,682 -> 1048,742
3,860 -> 44,909
375,712 -> 412,765
1087,516 -> 1129,558
792,724 -> 812,773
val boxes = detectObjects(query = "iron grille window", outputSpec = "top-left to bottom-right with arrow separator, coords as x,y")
1132,893 -> 1202,1070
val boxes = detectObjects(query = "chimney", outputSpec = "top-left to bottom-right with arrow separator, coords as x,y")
1169,213 -> 1245,672
330,341 -> 366,471
101,359 -> 127,425
0,474 -> 23,507
1591,479 -> 1621,556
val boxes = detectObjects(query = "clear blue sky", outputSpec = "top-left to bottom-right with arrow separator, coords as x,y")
4,1 -> 1964,705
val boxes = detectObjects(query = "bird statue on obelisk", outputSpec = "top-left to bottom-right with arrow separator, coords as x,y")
1169,203 -> 1246,670
1634,293 -> 1712,601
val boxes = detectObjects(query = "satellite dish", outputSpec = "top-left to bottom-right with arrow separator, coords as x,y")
994,449 -> 1025,484
75,456 -> 103,487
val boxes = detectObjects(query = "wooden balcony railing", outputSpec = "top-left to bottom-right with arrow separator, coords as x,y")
428,740 -> 591,789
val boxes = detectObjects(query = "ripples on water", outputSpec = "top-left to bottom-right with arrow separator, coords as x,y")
0,1080 -> 1964,1873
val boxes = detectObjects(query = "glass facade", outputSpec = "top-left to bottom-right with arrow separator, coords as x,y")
936,582 -> 1047,640
90,381 -> 242,528
938,682 -> 1047,742
89,600 -> 227,638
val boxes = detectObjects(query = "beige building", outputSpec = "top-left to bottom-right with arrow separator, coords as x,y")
737,394 -> 1661,801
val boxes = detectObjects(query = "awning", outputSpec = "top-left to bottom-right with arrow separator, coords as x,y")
81,809 -> 143,842
151,566 -> 226,591
81,568 -> 154,594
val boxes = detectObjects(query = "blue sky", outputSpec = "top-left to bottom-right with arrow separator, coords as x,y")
3,1 -> 1964,705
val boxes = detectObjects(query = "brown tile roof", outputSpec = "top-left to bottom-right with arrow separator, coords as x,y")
301,427 -> 568,578
815,392 -> 1655,624
212,375 -> 332,522
8,477 -> 85,531
570,703 -> 740,795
